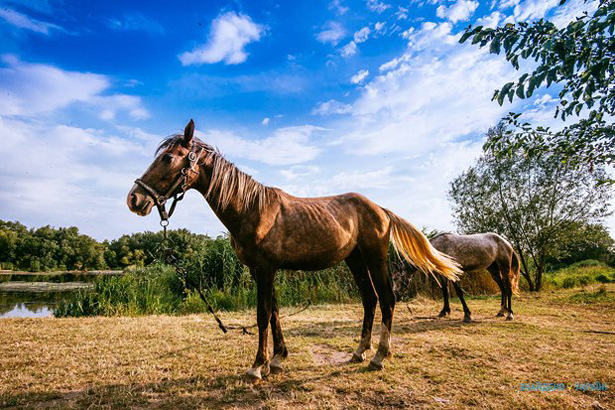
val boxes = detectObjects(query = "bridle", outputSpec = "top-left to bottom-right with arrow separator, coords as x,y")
134,145 -> 205,226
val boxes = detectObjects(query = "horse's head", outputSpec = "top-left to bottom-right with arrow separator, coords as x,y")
127,119 -> 200,217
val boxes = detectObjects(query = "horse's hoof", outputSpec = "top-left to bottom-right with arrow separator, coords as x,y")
438,311 -> 450,318
506,314 -> 514,321
495,312 -> 505,317
350,352 -> 365,363
368,359 -> 384,371
463,316 -> 472,323
270,356 -> 284,374
246,367 -> 262,383
270,363 -> 284,374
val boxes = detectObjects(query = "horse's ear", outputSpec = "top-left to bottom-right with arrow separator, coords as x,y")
183,119 -> 195,147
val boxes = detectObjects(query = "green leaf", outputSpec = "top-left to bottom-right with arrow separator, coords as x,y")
516,83 -> 525,99
459,30 -> 473,44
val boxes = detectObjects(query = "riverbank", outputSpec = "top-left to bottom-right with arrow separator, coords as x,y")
1,284 -> 613,409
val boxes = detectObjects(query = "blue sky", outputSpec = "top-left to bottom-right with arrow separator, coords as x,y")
0,0 -> 603,240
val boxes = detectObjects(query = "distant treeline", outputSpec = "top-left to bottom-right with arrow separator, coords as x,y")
2,219 -> 615,275
0,220 -> 223,275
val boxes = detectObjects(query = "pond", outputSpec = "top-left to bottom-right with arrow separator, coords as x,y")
0,271 -> 123,318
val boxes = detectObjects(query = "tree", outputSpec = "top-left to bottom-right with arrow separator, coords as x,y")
449,124 -> 612,291
545,221 -> 615,268
460,0 -> 615,175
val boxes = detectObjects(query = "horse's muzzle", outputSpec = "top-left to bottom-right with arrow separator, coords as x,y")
127,185 -> 154,216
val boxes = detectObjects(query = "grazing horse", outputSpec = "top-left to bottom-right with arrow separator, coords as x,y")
429,232 -> 520,322
127,120 -> 461,381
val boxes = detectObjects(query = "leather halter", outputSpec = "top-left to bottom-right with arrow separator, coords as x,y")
134,146 -> 205,224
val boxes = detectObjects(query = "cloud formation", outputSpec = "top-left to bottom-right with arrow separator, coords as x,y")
316,21 -> 346,45
436,0 -> 480,23
0,8 -> 61,34
179,12 -> 262,65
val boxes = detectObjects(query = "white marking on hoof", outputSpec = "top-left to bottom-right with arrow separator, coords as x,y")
368,324 -> 391,371
368,354 -> 384,371
246,366 -> 262,382
378,323 -> 391,354
506,313 -> 514,321
270,355 -> 285,374
350,351 -> 366,363
351,334 -> 372,363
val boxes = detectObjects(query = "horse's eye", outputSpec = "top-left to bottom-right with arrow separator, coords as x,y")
163,154 -> 174,162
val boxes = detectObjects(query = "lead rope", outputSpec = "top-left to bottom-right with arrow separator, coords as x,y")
149,146 -> 309,335
155,221 -> 229,333
153,224 -> 311,336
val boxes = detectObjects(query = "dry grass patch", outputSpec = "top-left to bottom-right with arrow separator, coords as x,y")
1,285 -> 614,409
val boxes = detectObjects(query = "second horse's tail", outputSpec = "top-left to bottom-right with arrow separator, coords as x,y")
510,251 -> 521,295
384,209 -> 461,282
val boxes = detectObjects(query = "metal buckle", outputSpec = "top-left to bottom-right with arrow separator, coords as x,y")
157,196 -> 167,206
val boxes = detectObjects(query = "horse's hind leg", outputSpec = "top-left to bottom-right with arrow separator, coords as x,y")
453,281 -> 472,322
363,246 -> 395,371
498,259 -> 514,321
246,266 -> 275,381
488,264 -> 507,317
345,248 -> 377,363
270,289 -> 288,373
438,278 -> 451,317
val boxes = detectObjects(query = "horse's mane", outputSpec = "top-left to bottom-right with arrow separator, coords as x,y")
157,135 -> 276,212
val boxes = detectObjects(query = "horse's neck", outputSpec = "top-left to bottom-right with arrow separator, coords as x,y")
192,164 -> 264,239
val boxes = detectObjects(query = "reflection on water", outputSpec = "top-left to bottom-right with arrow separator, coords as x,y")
1,302 -> 54,318
0,289 -> 84,318
0,271 -> 120,318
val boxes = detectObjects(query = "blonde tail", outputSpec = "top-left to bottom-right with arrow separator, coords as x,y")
385,210 -> 461,282
510,251 -> 521,295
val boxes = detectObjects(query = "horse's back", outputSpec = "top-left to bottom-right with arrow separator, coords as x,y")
260,191 -> 388,270
431,232 -> 512,271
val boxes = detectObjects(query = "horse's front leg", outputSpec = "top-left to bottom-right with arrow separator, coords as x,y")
269,288 -> 288,373
246,267 -> 275,382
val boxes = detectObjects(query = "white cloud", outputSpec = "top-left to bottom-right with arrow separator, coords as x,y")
367,0 -> 391,13
329,0 -> 349,15
311,99 -> 352,115
106,13 -> 164,35
354,26 -> 371,43
0,8 -> 61,34
340,41 -> 357,57
179,12 -> 262,65
436,0 -> 480,23
261,117 -> 270,126
316,21 -> 346,45
375,22 -> 385,31
510,0 -> 559,21
280,165 -> 320,181
0,56 -> 148,119
199,125 -> 326,166
0,117 -> 175,240
334,21 -> 518,157
351,69 -> 369,84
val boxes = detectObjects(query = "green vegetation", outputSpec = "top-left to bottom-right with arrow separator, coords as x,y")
461,0 -> 615,174
55,263 -> 357,317
546,259 -> 615,289
449,124 -> 613,291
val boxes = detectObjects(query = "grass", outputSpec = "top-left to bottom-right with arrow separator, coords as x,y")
54,264 -> 358,317
546,260 -> 615,289
1,284 -> 614,409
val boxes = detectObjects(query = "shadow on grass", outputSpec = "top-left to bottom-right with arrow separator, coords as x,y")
0,364 -> 371,410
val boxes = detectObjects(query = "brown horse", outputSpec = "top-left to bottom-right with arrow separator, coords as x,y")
429,232 -> 520,322
127,120 -> 461,381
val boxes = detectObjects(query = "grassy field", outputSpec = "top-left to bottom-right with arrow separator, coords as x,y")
1,285 -> 614,410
